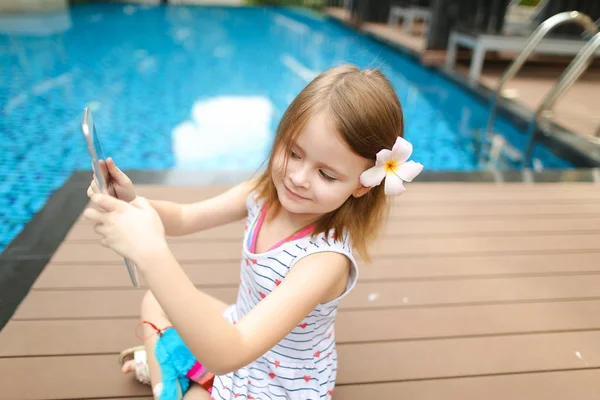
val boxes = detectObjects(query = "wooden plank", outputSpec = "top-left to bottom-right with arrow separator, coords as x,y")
3,332 -> 600,399
130,183 -> 600,198
66,221 -> 245,241
75,202 -> 600,227
334,370 -> 600,400
34,252 -> 600,289
336,300 -> 600,342
349,252 -> 600,279
336,331 -> 600,384
0,355 -> 150,400
15,275 -> 600,319
386,203 -> 600,218
50,233 -> 600,263
0,318 -> 139,357
4,300 -> 600,357
12,288 -> 233,320
34,262 -> 241,289
64,217 -> 600,242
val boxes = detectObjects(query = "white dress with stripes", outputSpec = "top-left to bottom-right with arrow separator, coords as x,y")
209,193 -> 359,400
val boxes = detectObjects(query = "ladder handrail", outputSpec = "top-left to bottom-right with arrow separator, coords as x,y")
485,11 -> 598,137
523,31 -> 600,165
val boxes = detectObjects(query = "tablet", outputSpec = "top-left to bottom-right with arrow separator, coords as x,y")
81,107 -> 140,288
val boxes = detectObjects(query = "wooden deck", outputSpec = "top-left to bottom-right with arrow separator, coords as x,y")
2,182 -> 600,399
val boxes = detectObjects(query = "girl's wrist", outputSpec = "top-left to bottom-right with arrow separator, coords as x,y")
134,240 -> 171,271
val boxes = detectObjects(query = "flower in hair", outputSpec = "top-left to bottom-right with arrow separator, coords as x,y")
359,137 -> 423,196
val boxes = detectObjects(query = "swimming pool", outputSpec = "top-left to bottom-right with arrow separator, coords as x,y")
0,4 -> 574,253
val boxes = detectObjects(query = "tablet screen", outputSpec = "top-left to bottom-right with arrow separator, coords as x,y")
82,107 -> 108,193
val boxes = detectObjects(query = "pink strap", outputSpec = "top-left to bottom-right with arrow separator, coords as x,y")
267,226 -> 313,251
249,205 -> 268,253
250,204 -> 313,253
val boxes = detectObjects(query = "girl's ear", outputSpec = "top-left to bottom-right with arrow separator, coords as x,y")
352,185 -> 372,198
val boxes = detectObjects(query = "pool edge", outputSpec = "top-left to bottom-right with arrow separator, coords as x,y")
0,172 -> 89,331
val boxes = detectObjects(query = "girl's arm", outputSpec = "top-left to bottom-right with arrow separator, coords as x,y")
84,193 -> 348,375
89,159 -> 255,236
150,179 -> 255,236
141,248 -> 350,375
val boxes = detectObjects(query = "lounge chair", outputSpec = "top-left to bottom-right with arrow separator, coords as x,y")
444,0 -> 600,83
388,0 -> 431,36
445,29 -> 600,83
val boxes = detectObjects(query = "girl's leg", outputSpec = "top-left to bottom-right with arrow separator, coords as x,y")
126,290 -> 229,397
183,384 -> 212,400
140,290 -> 171,388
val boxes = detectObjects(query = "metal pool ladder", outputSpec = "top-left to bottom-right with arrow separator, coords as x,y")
479,11 -> 598,169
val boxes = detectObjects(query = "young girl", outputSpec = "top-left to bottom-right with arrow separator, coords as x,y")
85,64 -> 423,400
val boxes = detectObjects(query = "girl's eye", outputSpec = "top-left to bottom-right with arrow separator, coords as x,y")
319,170 -> 336,182
290,150 -> 300,159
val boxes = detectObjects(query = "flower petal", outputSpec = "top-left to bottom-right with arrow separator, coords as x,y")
375,149 -> 393,167
384,172 -> 406,196
395,161 -> 423,182
360,166 -> 386,187
391,137 -> 413,163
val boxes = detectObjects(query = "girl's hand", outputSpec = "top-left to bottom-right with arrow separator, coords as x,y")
87,158 -> 137,202
84,194 -> 167,265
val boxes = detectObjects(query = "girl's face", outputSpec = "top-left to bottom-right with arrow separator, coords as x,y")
272,112 -> 371,218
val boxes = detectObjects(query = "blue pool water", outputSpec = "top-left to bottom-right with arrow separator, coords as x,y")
0,4 -> 573,252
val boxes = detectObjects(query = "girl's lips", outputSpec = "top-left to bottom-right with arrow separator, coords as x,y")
284,184 -> 310,201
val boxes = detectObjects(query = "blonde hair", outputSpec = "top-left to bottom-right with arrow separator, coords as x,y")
253,64 -> 403,261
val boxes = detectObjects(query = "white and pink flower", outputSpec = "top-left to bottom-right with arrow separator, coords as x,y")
360,137 -> 423,196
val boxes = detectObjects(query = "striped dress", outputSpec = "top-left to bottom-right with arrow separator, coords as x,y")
210,192 -> 359,400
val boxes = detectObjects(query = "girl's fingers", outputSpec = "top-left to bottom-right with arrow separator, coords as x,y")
94,223 -> 108,238
87,179 -> 101,198
107,158 -> 132,187
90,193 -> 125,212
83,207 -> 104,223
98,159 -> 109,181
